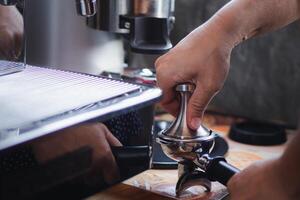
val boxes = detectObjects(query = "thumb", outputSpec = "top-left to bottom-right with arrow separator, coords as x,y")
187,86 -> 215,130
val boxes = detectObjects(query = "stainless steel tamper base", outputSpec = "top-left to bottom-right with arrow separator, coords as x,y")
156,83 -> 219,196
157,83 -> 216,162
157,85 -> 240,196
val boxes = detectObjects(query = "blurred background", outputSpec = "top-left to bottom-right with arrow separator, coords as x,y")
163,0 -> 300,128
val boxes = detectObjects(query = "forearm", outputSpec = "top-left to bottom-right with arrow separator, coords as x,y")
277,132 -> 300,198
206,0 -> 300,47
209,0 -> 300,196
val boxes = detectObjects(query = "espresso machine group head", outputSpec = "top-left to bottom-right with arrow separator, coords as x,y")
77,0 -> 175,54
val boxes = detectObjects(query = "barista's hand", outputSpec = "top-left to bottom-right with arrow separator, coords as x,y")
0,5 -> 23,60
31,123 -> 122,185
155,21 -> 234,130
228,159 -> 292,200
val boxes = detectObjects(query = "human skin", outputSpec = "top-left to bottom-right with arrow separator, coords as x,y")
0,5 -> 23,60
31,123 -> 122,185
1,5 -> 123,186
228,132 -> 300,200
155,0 -> 300,199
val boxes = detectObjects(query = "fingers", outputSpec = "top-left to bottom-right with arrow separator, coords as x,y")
11,7 -> 23,58
89,123 -> 121,185
94,124 -> 122,184
155,55 -> 183,117
90,140 -> 120,185
0,6 -> 23,60
187,84 -> 218,129
31,123 -> 122,185
156,55 -> 216,128
161,97 -> 180,117
14,32 -> 23,59
158,81 -> 179,117
0,31 -> 15,59
0,29 -> 22,60
98,123 -> 122,147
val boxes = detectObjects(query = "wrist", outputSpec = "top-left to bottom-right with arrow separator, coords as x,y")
277,154 -> 300,199
206,0 -> 262,48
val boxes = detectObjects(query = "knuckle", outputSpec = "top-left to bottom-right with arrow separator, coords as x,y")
154,56 -> 162,68
155,54 -> 170,70
94,123 -> 106,130
155,56 -> 165,70
91,123 -> 108,134
190,99 -> 205,114
172,73 -> 185,84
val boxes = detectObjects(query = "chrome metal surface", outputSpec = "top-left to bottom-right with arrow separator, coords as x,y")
162,84 -> 211,139
87,0 -> 130,33
84,0 -> 175,53
176,170 -> 211,196
194,154 -> 210,171
25,0 -> 125,74
76,0 -> 97,17
87,0 -> 175,33
0,63 -> 162,150
132,0 -> 174,18
157,83 -> 216,162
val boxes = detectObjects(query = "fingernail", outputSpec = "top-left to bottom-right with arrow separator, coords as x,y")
191,118 -> 201,130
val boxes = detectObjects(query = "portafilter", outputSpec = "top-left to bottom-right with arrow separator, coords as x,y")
157,83 -> 240,196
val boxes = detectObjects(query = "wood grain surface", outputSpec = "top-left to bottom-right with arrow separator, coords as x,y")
87,114 -> 290,200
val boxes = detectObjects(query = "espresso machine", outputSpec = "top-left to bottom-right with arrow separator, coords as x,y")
1,0 -> 238,199
78,0 -> 174,54
1,0 -> 174,70
0,0 -> 174,199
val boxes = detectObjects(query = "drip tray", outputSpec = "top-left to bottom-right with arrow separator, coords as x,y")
0,61 -> 162,150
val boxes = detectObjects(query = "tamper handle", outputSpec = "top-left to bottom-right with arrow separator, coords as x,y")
205,156 -> 240,185
176,83 -> 195,92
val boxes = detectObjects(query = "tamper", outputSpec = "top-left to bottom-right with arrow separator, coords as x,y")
157,83 -> 240,196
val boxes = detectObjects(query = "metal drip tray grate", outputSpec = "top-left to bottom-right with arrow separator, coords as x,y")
0,62 -> 161,150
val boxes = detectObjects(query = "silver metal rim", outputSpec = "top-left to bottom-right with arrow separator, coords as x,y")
157,131 -> 216,144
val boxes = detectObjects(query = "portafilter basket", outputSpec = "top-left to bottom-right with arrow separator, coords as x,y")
156,83 -> 240,196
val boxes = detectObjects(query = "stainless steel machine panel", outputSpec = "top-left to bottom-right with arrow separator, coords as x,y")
0,61 -> 162,150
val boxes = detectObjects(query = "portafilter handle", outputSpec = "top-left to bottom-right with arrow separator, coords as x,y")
176,154 -> 240,196
195,154 -> 240,186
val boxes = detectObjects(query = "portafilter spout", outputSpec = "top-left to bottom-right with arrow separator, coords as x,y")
156,83 -> 216,162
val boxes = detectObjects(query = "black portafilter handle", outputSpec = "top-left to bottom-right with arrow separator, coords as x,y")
198,154 -> 241,186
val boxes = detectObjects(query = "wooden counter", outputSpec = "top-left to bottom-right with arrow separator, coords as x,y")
87,114 -> 291,200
